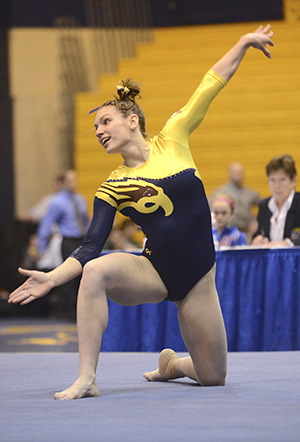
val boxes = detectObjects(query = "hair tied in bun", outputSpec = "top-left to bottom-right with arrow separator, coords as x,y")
116,85 -> 131,99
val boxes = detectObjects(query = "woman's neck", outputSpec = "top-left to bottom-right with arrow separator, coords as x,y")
275,189 -> 294,211
122,139 -> 150,168
217,226 -> 226,235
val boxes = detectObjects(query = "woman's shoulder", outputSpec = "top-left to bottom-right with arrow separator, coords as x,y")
290,192 -> 300,211
259,196 -> 272,208
104,165 -> 128,181
293,192 -> 300,201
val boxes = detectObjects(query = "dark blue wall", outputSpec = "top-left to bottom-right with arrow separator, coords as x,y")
0,0 -> 14,226
150,0 -> 283,27
7,0 -> 283,28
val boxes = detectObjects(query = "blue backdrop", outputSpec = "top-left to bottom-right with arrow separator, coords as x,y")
101,248 -> 300,352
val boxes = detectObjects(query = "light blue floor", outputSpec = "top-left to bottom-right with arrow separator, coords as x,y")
1,351 -> 300,442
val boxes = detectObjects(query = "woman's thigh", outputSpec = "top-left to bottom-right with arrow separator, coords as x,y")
82,252 -> 168,306
176,265 -> 227,384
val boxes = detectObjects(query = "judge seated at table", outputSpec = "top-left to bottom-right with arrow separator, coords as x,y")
252,154 -> 300,247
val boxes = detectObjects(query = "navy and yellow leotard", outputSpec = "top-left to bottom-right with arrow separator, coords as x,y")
71,70 -> 227,301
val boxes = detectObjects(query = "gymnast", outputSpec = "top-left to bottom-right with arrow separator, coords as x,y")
8,25 -> 274,400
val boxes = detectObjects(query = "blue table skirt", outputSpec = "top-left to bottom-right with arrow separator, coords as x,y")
101,248 -> 300,352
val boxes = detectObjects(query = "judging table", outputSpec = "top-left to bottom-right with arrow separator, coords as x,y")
101,248 -> 300,352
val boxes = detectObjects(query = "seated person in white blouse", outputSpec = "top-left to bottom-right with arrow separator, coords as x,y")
252,154 -> 300,247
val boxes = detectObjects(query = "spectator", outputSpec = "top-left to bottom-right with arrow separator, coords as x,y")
37,169 -> 90,318
105,227 -> 138,250
122,219 -> 143,248
20,174 -> 65,223
252,154 -> 300,247
38,170 -> 90,258
19,173 -> 65,272
210,162 -> 260,237
211,194 -> 247,249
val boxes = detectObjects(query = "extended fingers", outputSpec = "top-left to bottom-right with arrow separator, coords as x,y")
20,294 -> 35,305
8,288 -> 29,304
253,24 -> 274,42
267,31 -> 274,42
253,25 -> 264,34
254,24 -> 271,34
257,32 -> 274,57
263,37 -> 275,57
262,46 -> 272,58
262,24 -> 272,34
8,286 -> 23,303
8,285 -> 35,304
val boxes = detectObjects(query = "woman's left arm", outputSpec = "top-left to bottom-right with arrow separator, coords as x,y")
211,24 -> 274,82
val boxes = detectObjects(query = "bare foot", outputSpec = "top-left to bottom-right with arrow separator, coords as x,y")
54,376 -> 99,400
143,348 -> 183,381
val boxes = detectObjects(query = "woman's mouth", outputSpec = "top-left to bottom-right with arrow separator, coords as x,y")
101,136 -> 111,147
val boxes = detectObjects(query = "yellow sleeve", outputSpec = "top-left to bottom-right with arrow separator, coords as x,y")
161,70 -> 227,146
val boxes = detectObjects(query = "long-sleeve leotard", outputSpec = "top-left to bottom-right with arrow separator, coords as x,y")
71,70 -> 227,301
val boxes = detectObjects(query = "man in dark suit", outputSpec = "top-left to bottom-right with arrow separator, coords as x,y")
252,154 -> 300,246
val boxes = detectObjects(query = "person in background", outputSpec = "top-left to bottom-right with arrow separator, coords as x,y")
104,216 -> 143,250
38,169 -> 90,260
211,194 -> 248,250
121,219 -> 143,248
209,162 -> 260,238
19,173 -> 65,271
105,226 -> 139,250
37,169 -> 90,318
252,154 -> 300,247
21,174 -> 65,224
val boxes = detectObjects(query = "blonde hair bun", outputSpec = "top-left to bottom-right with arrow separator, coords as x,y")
116,78 -> 141,102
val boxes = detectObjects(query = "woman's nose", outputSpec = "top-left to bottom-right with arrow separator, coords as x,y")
96,127 -> 103,137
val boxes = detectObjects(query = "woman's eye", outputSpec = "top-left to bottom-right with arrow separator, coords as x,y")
104,119 -> 110,125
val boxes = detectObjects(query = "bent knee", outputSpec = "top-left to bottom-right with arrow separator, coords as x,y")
193,359 -> 227,387
81,258 -> 110,288
201,376 -> 226,387
82,259 -> 100,278
199,368 -> 227,387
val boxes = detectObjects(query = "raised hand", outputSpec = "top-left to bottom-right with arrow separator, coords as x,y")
244,24 -> 274,58
8,267 -> 53,305
211,24 -> 274,82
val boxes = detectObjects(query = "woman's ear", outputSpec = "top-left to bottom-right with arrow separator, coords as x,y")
292,175 -> 298,188
129,114 -> 139,131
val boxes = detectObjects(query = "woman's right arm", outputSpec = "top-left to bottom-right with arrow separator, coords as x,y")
8,197 -> 116,306
251,202 -> 270,246
8,257 -> 82,305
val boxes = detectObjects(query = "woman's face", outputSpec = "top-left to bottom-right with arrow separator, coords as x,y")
94,106 -> 135,154
268,169 -> 297,205
211,201 -> 233,230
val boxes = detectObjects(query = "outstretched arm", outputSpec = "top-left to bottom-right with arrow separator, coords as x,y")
211,25 -> 274,82
8,198 -> 115,306
8,258 -> 82,305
